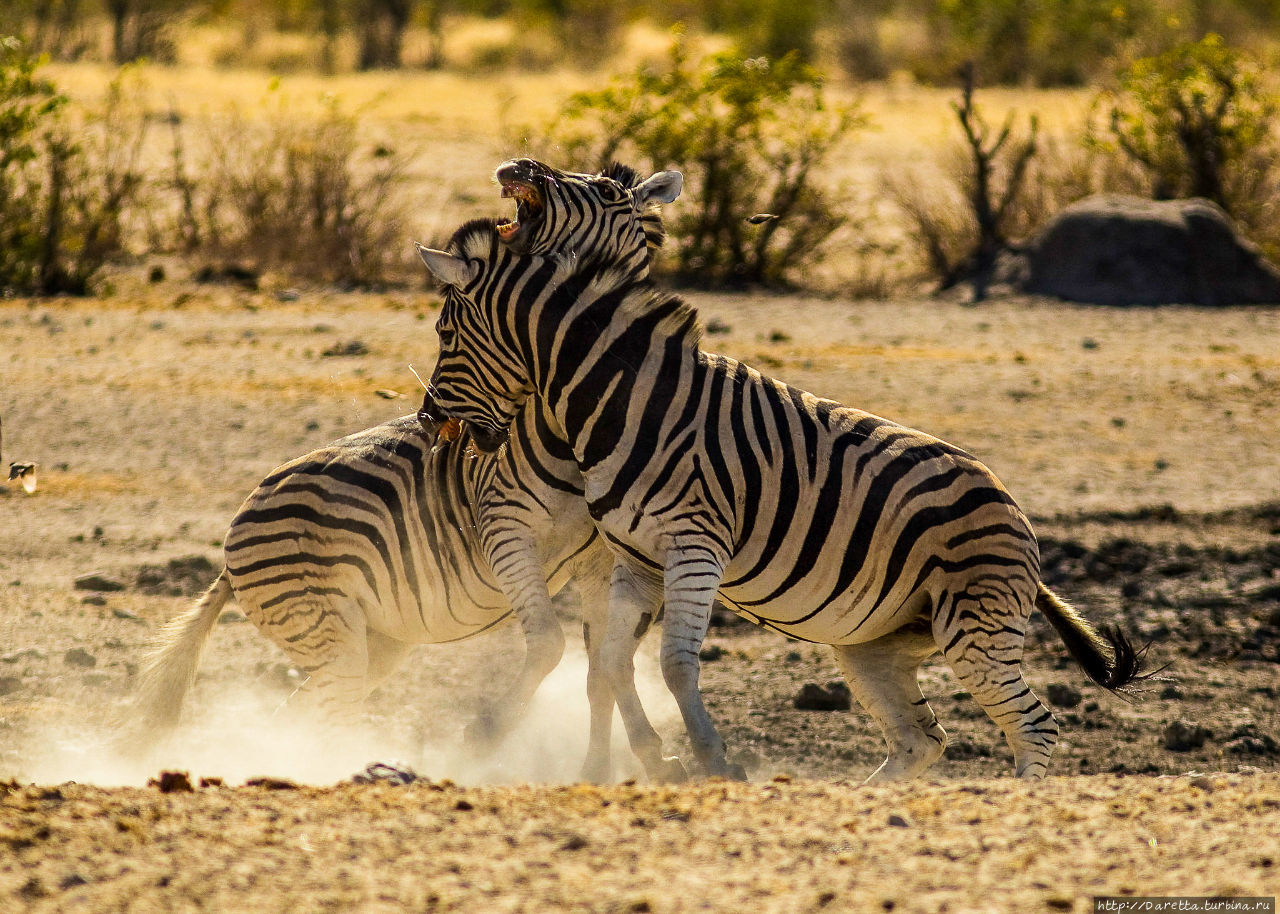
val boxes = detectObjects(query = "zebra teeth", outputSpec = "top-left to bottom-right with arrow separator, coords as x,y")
497,220 -> 520,240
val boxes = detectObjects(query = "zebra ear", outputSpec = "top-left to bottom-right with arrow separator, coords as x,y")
634,170 -> 683,206
415,243 -> 477,287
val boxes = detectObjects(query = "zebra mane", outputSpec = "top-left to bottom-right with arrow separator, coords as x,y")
446,217 -> 503,260
576,264 -> 703,350
602,161 -> 667,253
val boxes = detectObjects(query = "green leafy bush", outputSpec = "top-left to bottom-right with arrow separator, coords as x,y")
1095,34 -> 1278,217
922,0 -> 1152,87
0,38 -> 147,296
542,39 -> 864,287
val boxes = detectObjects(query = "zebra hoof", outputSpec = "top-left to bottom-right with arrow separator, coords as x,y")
462,712 -> 502,753
724,762 -> 749,782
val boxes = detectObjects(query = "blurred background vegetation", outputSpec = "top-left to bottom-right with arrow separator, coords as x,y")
2,0 -> 1280,293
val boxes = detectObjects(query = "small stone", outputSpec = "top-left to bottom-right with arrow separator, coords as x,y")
1162,720 -> 1211,752
559,833 -> 589,851
218,610 -> 247,624
352,761 -> 419,785
112,608 -> 143,622
199,777 -> 224,789
81,595 -> 107,606
375,389 -> 404,399
63,648 -> 96,669
73,572 -> 126,592
321,340 -> 369,358
148,771 -> 194,793
454,799 -> 473,811
276,288 -> 301,302
244,777 -> 298,790
1045,683 -> 1082,708
793,681 -> 852,712
887,813 -> 911,828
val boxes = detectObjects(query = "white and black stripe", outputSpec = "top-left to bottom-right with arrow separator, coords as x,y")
125,161 -> 683,782
420,231 -> 1145,782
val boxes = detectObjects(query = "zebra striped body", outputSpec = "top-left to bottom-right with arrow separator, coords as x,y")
127,161 -> 684,779
420,229 -> 1143,781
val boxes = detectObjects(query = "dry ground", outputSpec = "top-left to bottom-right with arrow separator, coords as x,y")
2,279 -> 1279,911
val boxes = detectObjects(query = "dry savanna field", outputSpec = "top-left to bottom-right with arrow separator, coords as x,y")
1,54 -> 1280,913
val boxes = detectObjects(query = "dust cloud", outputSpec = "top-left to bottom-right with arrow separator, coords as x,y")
13,640 -> 683,788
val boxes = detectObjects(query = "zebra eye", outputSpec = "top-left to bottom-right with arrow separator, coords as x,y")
438,328 -> 457,349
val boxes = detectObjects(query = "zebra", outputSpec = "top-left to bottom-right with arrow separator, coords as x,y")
123,160 -> 685,783
416,225 -> 1146,781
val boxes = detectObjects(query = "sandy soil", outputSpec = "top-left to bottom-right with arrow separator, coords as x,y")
1,278 -> 1278,911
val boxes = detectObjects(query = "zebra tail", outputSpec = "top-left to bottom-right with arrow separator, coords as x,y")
120,569 -> 232,747
1035,581 -> 1145,693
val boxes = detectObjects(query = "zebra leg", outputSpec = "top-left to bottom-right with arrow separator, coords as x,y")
831,625 -> 946,783
250,595 -> 371,729
602,561 -> 688,783
363,629 -> 415,694
934,581 -> 1059,779
466,542 -> 566,751
659,545 -> 745,780
577,573 -> 616,784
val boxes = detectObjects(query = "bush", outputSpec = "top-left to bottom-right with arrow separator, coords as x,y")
1094,34 -> 1278,218
541,39 -> 864,287
0,39 -> 147,296
167,88 -> 412,285
889,65 -> 1038,298
920,0 -> 1153,87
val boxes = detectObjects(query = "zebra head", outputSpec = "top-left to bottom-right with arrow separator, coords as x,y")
415,221 -> 555,452
493,158 -> 682,269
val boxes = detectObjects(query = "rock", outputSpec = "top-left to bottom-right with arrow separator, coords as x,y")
147,771 -> 194,793
321,340 -> 369,358
887,813 -> 911,828
218,610 -> 247,624
244,777 -> 298,790
793,681 -> 852,712
63,648 -> 97,669
73,572 -> 126,592
112,608 -> 143,622
1223,725 -> 1280,758
0,676 -> 22,696
134,555 -> 217,597
352,761 -> 419,786
1021,195 -> 1280,306
1162,720 -> 1212,752
81,595 -> 107,606
1045,683 -> 1083,708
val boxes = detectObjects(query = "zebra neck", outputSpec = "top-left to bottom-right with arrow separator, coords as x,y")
533,282 -> 701,475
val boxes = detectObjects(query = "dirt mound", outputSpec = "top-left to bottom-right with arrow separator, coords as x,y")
1021,194 -> 1280,305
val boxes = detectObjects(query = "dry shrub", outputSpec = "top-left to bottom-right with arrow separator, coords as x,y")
168,90 -> 411,286
0,41 -> 148,295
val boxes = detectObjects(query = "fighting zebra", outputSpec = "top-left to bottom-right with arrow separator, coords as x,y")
417,223 -> 1146,781
123,160 -> 684,782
